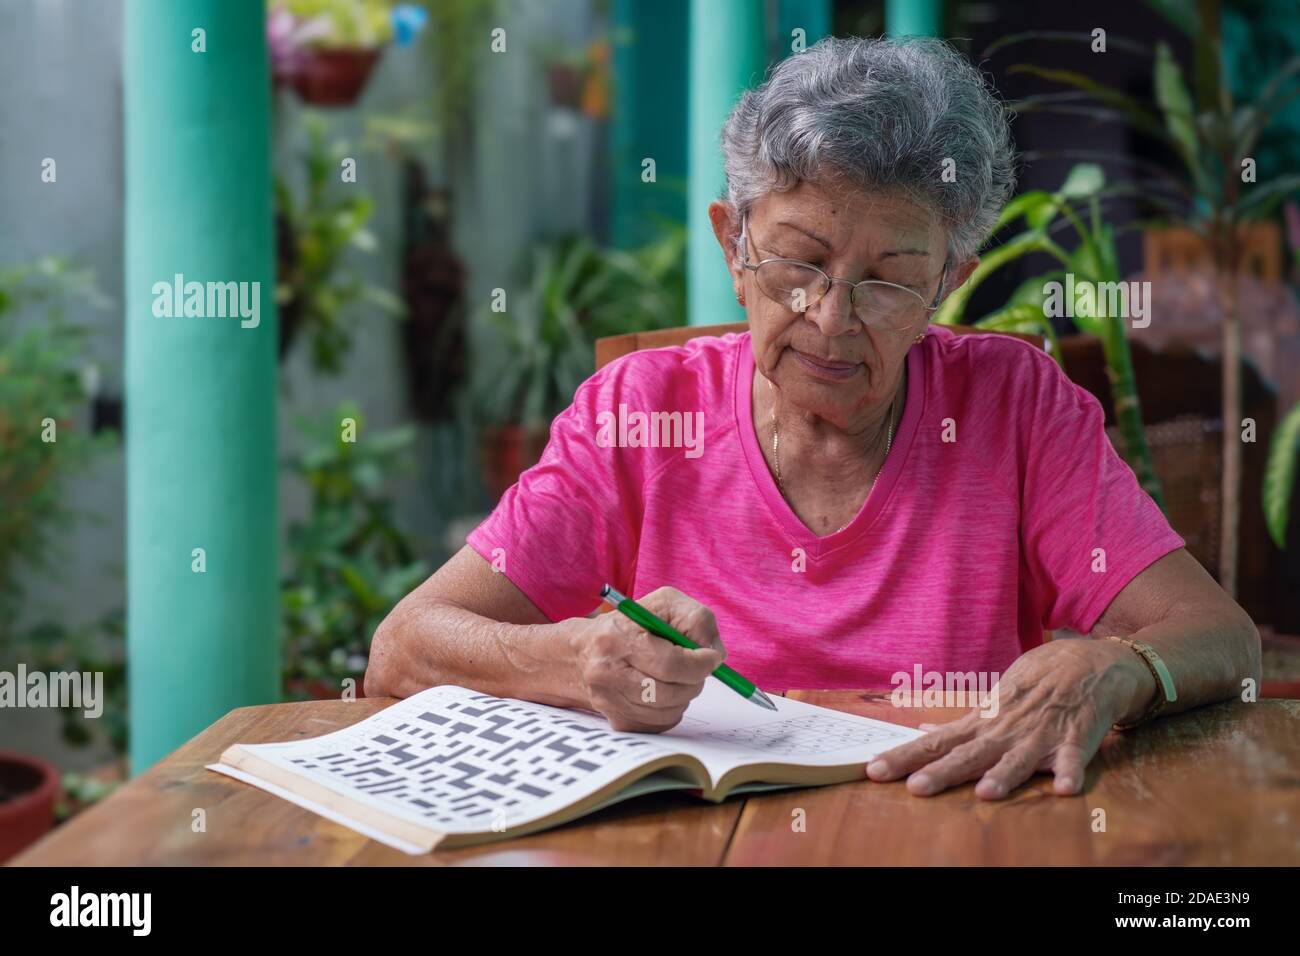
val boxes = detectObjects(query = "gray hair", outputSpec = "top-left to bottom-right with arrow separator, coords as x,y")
720,36 -> 1016,262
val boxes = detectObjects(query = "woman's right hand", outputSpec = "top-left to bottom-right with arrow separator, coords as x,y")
569,587 -> 726,732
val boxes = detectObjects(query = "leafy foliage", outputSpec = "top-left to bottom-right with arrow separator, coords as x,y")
272,0 -> 399,48
15,610 -> 127,756
281,402 -> 428,695
1264,400 -> 1300,549
424,0 -> 501,150
987,13 -> 1300,568
998,30 -> 1300,230
276,114 -> 404,375
470,223 -> 688,427
936,164 -> 1165,508
0,258 -> 124,756
0,258 -> 113,630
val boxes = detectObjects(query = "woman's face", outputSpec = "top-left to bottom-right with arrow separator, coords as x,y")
713,181 -> 956,429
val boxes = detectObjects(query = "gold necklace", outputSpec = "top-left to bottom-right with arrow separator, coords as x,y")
770,375 -> 901,530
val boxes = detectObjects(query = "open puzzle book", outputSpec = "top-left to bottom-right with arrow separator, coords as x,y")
207,678 -> 924,853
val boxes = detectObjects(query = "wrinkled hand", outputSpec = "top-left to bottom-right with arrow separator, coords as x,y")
866,639 -> 1155,799
573,587 -> 726,733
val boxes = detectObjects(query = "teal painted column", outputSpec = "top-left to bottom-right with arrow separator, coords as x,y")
687,0 -> 766,326
776,0 -> 832,58
124,1 -> 278,773
886,0 -> 943,36
609,0 -> 689,250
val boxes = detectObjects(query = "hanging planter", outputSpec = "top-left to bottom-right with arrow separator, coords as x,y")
543,38 -> 611,117
267,2 -> 426,108
290,46 -> 384,107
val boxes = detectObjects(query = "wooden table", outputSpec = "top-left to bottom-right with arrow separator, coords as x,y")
11,690 -> 1300,866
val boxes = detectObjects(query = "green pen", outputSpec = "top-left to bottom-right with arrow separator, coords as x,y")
600,585 -> 778,711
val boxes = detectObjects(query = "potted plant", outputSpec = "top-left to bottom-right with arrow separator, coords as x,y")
539,37 -> 612,118
267,0 -> 418,107
0,751 -> 59,863
281,403 -> 428,700
0,258 -> 113,855
469,238 -> 594,498
988,8 -> 1300,597
934,163 -> 1164,509
468,224 -> 687,498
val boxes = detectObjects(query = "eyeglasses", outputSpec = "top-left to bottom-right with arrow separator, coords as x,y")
737,216 -> 948,332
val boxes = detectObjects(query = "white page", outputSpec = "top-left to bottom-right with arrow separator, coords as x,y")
664,677 -> 925,783
208,680 -> 922,840
210,686 -> 681,836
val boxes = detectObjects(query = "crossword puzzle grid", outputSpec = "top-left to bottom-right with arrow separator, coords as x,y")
699,714 -> 908,756
284,693 -> 667,828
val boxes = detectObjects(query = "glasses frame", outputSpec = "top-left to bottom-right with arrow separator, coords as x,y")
737,215 -> 949,329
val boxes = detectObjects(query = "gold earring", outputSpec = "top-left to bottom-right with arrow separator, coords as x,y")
914,333 -> 924,343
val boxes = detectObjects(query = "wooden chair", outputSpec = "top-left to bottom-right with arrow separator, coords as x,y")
595,321 -> 1045,371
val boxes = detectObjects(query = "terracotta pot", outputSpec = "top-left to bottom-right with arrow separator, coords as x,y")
0,750 -> 59,863
480,424 -> 550,501
291,47 -> 384,107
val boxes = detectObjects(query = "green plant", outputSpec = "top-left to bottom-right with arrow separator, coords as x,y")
591,219 -> 688,341
16,610 -> 127,756
1264,400 -> 1300,549
0,258 -> 112,631
936,164 -> 1165,508
272,0 -> 398,48
0,258 -> 124,758
281,402 -> 428,695
275,114 -> 404,374
424,0 -> 499,153
470,224 -> 687,428
987,7 -> 1300,592
55,772 -> 120,822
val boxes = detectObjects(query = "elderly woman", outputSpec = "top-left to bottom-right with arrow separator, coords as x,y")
366,36 -> 1259,800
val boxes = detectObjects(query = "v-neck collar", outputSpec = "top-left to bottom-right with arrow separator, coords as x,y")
732,331 -> 925,555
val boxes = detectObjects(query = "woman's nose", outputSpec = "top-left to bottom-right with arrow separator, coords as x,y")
807,280 -> 857,334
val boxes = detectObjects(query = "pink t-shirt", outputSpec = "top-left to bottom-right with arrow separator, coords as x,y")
467,326 -> 1183,692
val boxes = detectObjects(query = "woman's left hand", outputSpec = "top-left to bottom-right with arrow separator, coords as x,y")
865,638 -> 1155,799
